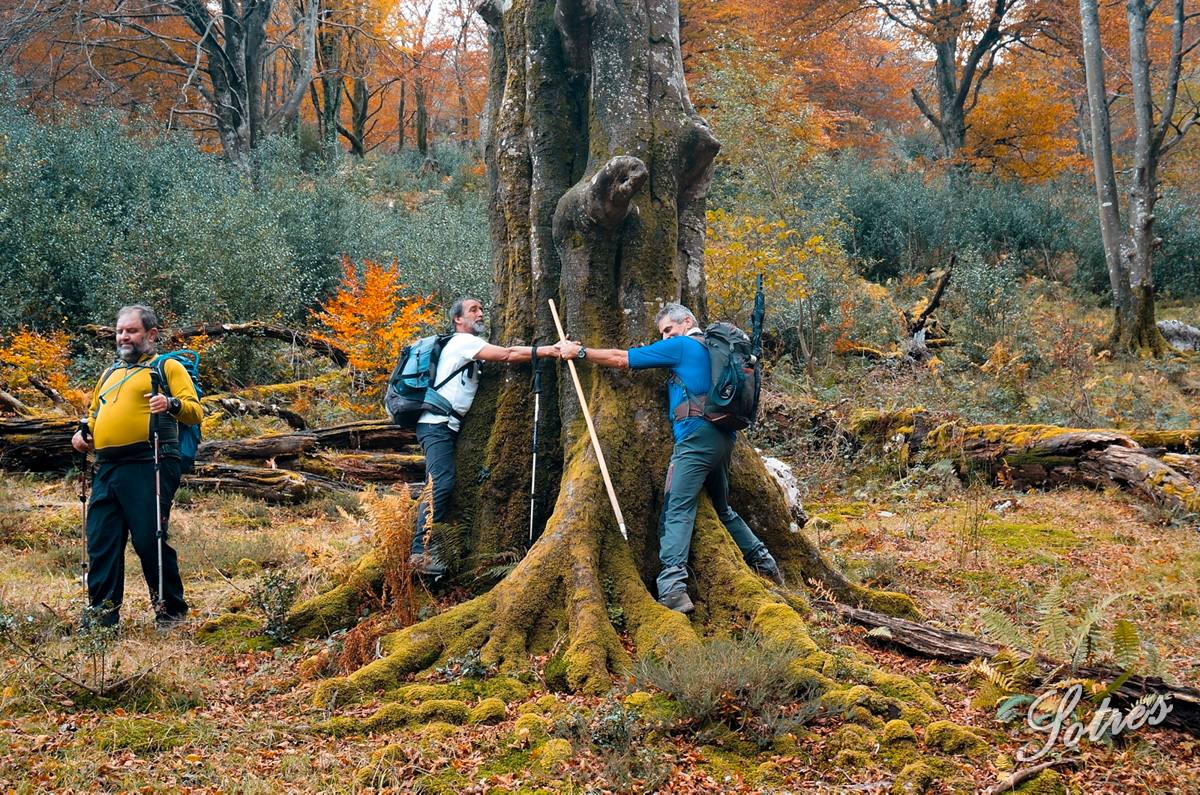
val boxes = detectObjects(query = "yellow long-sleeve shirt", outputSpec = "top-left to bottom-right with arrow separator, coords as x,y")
86,353 -> 203,461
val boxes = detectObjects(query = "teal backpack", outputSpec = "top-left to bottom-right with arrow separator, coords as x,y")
151,350 -> 203,472
384,334 -> 475,428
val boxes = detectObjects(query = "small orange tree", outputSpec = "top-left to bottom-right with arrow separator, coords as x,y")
0,328 -> 88,411
312,257 -> 439,412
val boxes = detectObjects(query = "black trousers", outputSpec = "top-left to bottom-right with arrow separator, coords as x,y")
411,421 -> 458,557
86,457 -> 188,625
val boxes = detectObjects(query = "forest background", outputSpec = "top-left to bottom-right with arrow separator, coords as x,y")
2,0 -> 1200,792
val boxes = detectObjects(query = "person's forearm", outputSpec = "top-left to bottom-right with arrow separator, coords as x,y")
502,344 -> 559,363
577,348 -> 629,368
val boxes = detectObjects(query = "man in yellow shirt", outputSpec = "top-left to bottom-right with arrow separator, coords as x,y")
71,305 -> 202,628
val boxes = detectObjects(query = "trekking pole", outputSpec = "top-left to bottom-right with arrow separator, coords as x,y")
547,300 -> 627,540
77,419 -> 91,593
149,370 -> 165,614
529,341 -> 542,544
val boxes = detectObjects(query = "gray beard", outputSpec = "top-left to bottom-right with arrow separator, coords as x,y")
471,320 -> 486,335
117,343 -> 146,363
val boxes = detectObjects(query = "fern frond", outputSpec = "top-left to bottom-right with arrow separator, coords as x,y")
1036,583 -> 1070,659
980,608 -> 1032,651
1112,619 -> 1140,671
1069,593 -> 1122,671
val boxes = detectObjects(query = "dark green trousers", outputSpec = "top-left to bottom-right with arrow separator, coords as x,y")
86,457 -> 188,626
657,421 -> 775,596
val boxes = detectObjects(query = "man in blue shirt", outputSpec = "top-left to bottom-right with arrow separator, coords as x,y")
556,303 -> 783,614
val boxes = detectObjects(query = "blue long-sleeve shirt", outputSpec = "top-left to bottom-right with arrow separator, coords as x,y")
627,334 -> 711,442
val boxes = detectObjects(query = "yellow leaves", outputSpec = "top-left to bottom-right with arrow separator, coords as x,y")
705,209 -> 817,325
0,327 -> 88,410
965,70 -> 1089,182
311,256 -> 438,412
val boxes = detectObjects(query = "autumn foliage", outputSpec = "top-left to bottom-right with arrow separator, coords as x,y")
312,257 -> 438,410
0,328 -> 87,411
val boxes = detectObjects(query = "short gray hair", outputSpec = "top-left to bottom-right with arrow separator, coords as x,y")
117,304 -> 159,331
654,302 -> 696,327
449,296 -> 482,326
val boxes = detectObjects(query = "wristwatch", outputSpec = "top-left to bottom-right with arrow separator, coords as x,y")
577,346 -> 587,360
167,397 -> 182,414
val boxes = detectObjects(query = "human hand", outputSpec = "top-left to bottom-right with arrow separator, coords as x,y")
71,430 -> 92,453
146,393 -> 171,414
556,340 -> 581,359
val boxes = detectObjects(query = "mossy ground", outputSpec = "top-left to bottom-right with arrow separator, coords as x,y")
2,331 -> 1200,790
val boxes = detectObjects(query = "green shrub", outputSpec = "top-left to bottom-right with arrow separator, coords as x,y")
0,99 -> 491,363
635,633 -> 826,747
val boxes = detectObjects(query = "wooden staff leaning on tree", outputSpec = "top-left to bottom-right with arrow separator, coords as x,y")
555,302 -> 784,614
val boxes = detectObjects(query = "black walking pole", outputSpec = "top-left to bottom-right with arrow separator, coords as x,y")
149,370 -> 165,615
77,419 -> 91,594
528,342 -> 542,544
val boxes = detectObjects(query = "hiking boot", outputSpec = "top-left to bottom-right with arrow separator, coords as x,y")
656,589 -> 695,614
154,613 -> 188,632
409,553 -> 447,581
753,561 -> 786,587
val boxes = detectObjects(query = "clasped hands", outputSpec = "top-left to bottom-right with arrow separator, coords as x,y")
552,339 -> 582,359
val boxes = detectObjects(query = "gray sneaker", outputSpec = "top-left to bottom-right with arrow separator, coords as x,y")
656,589 -> 695,614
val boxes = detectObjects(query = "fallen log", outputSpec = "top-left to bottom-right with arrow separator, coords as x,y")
198,433 -> 321,460
817,600 -> 1200,736
295,451 -> 426,484
1158,319 -> 1200,352
1,417 -> 417,473
81,321 -> 349,366
184,462 -> 354,504
203,395 -> 307,430
0,390 -> 32,417
0,417 -> 79,471
922,422 -> 1200,514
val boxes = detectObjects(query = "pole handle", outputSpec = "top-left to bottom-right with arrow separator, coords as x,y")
548,299 -> 627,539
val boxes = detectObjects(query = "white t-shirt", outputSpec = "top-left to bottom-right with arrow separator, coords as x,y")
419,332 -> 487,431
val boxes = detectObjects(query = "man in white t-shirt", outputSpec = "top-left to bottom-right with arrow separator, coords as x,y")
410,296 -> 563,579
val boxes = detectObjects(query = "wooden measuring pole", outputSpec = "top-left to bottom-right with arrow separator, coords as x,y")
547,300 -> 628,540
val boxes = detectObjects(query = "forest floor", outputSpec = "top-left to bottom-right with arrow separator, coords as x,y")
2,307 -> 1200,793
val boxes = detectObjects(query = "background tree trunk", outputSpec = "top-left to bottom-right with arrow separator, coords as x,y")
1079,0 -> 1133,342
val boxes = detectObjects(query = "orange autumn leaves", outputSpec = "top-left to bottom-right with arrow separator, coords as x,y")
312,256 -> 438,411
0,328 -> 88,411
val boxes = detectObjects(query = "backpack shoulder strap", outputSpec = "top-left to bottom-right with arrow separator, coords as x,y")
150,356 -> 174,398
434,360 -> 474,390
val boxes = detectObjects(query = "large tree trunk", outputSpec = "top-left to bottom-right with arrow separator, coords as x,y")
300,0 -> 920,714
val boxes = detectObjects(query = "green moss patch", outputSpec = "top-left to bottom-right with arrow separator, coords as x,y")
194,613 -> 275,654
469,697 -> 507,725
90,716 -> 193,753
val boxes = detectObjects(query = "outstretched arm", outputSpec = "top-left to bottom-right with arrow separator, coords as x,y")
556,340 -> 629,369
474,343 -> 562,364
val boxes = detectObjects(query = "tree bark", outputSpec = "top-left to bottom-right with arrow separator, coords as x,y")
1079,0 -> 1134,343
297,0 -> 921,716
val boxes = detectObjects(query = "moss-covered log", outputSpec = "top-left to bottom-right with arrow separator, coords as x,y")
825,600 -> 1200,736
844,409 -> 1200,516
184,462 -> 353,503
82,321 -> 349,366
0,416 -> 78,471
202,395 -> 308,430
1,417 -> 418,474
